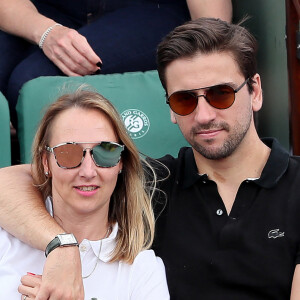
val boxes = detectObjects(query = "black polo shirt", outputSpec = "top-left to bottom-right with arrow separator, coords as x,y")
151,138 -> 300,300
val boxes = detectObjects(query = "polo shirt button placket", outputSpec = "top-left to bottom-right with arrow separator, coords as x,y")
80,244 -> 87,252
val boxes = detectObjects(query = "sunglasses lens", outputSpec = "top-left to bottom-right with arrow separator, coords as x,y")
92,142 -> 124,167
206,85 -> 235,109
53,144 -> 83,168
168,91 -> 198,116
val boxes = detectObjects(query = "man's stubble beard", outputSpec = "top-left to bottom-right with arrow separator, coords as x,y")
187,113 -> 252,160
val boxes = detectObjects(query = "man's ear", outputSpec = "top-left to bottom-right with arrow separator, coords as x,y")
251,73 -> 263,112
170,109 -> 177,124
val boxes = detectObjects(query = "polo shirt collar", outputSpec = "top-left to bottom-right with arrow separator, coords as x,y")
180,138 -> 289,189
180,147 -> 205,189
89,223 -> 118,263
254,137 -> 289,188
45,197 -> 117,263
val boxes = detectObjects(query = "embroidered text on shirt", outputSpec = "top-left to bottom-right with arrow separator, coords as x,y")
268,229 -> 285,239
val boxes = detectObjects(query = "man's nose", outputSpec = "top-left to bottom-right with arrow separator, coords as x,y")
193,94 -> 217,124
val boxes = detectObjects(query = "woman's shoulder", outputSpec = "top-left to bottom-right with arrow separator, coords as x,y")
118,249 -> 166,276
123,249 -> 169,299
134,249 -> 163,265
130,249 -> 166,277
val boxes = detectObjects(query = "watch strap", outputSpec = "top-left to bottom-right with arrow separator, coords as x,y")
45,236 -> 60,257
45,233 -> 79,257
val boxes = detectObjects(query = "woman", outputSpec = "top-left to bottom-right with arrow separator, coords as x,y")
0,88 -> 169,299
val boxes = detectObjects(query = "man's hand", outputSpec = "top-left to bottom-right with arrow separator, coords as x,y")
37,246 -> 84,299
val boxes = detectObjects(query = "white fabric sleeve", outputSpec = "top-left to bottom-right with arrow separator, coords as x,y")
129,249 -> 170,300
0,226 -> 9,260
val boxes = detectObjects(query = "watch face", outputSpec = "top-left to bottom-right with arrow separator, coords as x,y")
58,234 -> 78,245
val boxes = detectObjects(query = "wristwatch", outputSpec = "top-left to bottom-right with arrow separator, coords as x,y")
45,233 -> 79,257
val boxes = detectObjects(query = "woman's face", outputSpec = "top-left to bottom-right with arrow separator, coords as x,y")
43,107 -> 123,218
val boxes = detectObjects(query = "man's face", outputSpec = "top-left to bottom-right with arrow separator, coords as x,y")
165,52 -> 262,160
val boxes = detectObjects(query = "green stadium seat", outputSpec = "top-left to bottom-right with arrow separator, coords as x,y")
16,70 -> 188,164
0,92 -> 11,167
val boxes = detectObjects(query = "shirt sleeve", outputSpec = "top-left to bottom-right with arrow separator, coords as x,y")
129,250 -> 170,300
0,226 -> 11,260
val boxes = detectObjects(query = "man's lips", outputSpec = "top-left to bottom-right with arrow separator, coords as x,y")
196,128 -> 223,137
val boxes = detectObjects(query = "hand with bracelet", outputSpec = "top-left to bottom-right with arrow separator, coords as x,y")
38,22 -> 102,77
0,0 -> 101,76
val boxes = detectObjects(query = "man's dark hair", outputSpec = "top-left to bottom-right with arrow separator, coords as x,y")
157,17 -> 257,93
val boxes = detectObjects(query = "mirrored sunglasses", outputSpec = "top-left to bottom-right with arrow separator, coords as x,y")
46,141 -> 124,169
166,78 -> 249,116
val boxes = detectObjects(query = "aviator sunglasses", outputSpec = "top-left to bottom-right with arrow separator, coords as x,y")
166,78 -> 249,116
46,141 -> 124,169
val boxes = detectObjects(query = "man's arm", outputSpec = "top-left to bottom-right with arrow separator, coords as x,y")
0,164 -> 61,248
290,264 -> 300,299
0,165 -> 84,299
187,0 -> 232,22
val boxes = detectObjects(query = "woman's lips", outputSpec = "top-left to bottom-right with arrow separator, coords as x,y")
74,185 -> 99,196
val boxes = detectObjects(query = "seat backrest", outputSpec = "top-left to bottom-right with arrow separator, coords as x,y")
16,70 -> 188,163
0,92 -> 11,167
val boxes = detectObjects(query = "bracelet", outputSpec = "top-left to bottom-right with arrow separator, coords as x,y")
39,23 -> 62,49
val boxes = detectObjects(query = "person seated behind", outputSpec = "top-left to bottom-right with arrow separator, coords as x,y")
0,0 -> 232,127
0,88 -> 169,299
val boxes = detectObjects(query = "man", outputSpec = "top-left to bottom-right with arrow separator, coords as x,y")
151,18 -> 300,299
0,18 -> 299,299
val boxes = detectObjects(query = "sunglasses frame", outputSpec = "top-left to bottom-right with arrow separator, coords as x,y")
45,141 -> 124,169
166,78 -> 249,116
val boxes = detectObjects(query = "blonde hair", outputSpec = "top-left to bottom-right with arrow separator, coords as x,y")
31,87 -> 156,264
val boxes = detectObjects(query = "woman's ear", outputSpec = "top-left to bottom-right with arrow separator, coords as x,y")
251,73 -> 263,112
42,152 -> 50,177
118,160 -> 123,174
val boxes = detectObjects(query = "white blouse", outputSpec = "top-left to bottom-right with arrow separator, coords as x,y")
0,200 -> 169,299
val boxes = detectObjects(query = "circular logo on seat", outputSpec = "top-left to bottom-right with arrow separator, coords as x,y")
121,109 -> 150,139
